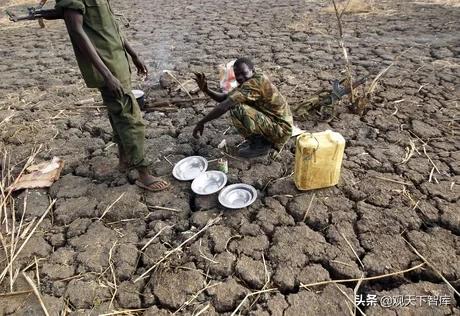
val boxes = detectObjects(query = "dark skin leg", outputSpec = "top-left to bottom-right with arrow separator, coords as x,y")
61,9 -> 168,190
137,167 -> 169,190
118,145 -> 129,171
118,146 -> 168,190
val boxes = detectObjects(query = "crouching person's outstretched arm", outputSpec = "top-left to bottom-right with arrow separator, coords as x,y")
193,98 -> 236,138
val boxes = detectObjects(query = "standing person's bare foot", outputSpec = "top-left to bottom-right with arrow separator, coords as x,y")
135,167 -> 170,192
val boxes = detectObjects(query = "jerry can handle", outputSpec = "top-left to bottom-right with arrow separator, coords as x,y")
302,133 -> 320,161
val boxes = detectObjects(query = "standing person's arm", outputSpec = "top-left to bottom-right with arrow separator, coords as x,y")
123,39 -> 148,77
62,9 -> 123,96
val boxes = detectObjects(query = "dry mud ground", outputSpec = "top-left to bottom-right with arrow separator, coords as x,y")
0,0 -> 459,315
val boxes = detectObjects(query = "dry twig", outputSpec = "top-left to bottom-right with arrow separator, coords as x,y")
22,272 -> 50,316
198,239 -> 219,264
400,139 -> 416,164
141,225 -> 174,252
99,309 -> 146,316
163,70 -> 193,99
366,47 -> 413,97
403,238 -> 459,297
338,230 -> 364,269
300,262 -> 425,288
194,304 -> 210,316
0,290 -> 32,297
174,282 -> 221,314
353,274 -> 365,316
331,0 -> 355,104
231,288 -> 277,316
422,145 -> 440,174
248,254 -> 271,310
372,175 -> 412,186
99,193 -> 125,221
302,193 -> 316,222
0,200 -> 56,281
146,205 -> 181,213
134,216 -> 221,282
108,242 -> 118,308
334,283 -> 366,316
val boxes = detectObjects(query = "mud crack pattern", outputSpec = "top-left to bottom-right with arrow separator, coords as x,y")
0,0 -> 459,315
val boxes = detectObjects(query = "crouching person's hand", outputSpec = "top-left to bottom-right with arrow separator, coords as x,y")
193,121 -> 205,139
193,72 -> 208,93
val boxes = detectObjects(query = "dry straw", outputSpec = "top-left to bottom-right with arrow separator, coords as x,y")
0,200 -> 56,281
231,288 -> 277,316
403,238 -> 460,297
331,0 -> 356,104
334,283 -> 366,316
22,272 -> 50,316
134,216 -> 221,282
99,192 -> 126,221
300,262 -> 426,288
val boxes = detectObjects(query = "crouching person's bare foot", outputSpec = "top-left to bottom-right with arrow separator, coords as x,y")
135,167 -> 170,192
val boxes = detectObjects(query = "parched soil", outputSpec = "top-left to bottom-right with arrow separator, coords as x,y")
0,0 -> 459,315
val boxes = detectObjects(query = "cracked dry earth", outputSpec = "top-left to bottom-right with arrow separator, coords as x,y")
0,0 -> 459,315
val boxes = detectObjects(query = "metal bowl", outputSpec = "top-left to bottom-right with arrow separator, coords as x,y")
218,184 -> 257,209
191,171 -> 227,195
132,89 -> 145,108
172,156 -> 208,181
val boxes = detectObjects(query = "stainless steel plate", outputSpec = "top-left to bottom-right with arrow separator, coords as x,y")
172,156 -> 208,181
218,184 -> 257,209
191,171 -> 227,195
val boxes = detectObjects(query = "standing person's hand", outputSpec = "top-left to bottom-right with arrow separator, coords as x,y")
193,121 -> 205,139
104,74 -> 124,97
193,72 -> 208,93
133,56 -> 148,79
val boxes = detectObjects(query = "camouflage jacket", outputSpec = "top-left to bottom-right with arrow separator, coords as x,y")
228,73 -> 293,135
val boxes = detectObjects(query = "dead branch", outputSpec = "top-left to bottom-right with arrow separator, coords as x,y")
331,0 -> 355,104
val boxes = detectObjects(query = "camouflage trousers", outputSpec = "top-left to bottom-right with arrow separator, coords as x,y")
100,87 -> 150,169
230,104 -> 291,151
292,91 -> 334,119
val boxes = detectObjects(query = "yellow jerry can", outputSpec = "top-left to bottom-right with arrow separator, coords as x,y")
294,130 -> 345,191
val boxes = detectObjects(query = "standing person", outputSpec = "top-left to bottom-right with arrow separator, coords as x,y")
36,0 -> 169,191
193,57 -> 293,158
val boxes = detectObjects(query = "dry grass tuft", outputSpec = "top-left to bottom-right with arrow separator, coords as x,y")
414,0 -> 460,7
288,14 -> 314,32
0,0 -> 35,11
324,0 -> 374,14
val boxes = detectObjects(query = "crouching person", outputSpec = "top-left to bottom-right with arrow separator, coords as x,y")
193,57 -> 293,158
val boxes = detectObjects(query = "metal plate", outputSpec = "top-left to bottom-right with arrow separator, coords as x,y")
218,183 -> 257,209
172,156 -> 208,181
191,171 -> 227,195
